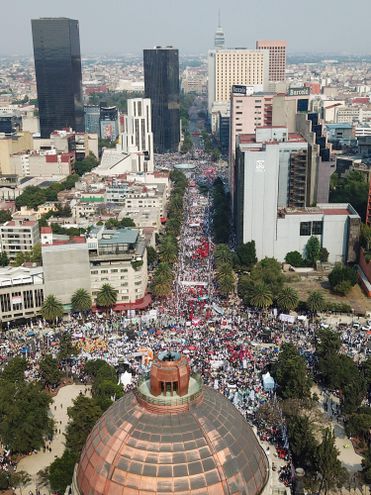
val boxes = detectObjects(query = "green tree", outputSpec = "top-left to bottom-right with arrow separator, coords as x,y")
1,356 -> 27,382
57,333 -> 78,362
147,246 -> 158,266
276,286 -> 299,312
273,343 -> 312,400
333,280 -> 352,296
330,170 -> 368,220
49,450 -> 77,494
316,428 -> 346,494
305,236 -> 321,266
247,282 -> 273,309
10,470 -> 31,495
0,209 -> 12,224
65,395 -> 102,453
286,414 -> 317,472
71,288 -> 92,313
39,355 -> 62,388
74,153 -> 98,176
236,241 -> 257,269
0,380 -> 53,453
41,294 -> 64,322
216,263 -> 235,296
159,235 -> 178,264
214,244 -> 233,266
250,257 -> 284,297
96,283 -> 118,311
328,264 -> 357,293
307,290 -> 325,314
319,247 -> 329,262
285,250 -> 304,267
0,251 -> 9,267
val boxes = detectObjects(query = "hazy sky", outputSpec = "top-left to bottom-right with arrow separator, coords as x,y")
2,0 -> 370,56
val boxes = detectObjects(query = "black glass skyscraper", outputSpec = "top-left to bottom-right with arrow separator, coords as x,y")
143,47 -> 180,153
31,18 -> 84,138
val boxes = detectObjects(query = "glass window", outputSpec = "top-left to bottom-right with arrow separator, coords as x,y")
312,221 -> 323,235
300,222 -> 311,236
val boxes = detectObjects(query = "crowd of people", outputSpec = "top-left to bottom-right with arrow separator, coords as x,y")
0,160 -> 370,493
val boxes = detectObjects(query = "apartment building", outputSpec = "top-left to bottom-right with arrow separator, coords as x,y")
256,40 -> 287,83
0,220 -> 40,259
0,266 -> 44,323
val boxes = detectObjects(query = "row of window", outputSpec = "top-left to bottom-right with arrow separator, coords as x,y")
300,221 -> 323,236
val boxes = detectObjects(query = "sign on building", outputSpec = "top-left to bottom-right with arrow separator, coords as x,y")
288,87 -> 310,97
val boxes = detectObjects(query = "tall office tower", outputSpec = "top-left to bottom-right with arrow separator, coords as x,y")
143,47 -> 180,153
31,18 -> 84,138
207,48 -> 269,115
214,10 -> 225,49
84,105 -> 100,134
122,98 -> 154,172
256,40 -> 287,83
99,105 -> 120,141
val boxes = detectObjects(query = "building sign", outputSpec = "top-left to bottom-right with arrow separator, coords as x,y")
256,160 -> 265,172
232,85 -> 247,95
288,87 -> 310,97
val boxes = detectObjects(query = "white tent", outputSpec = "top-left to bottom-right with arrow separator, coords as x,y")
262,372 -> 275,391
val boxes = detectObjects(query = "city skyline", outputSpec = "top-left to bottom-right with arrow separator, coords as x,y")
1,0 -> 371,56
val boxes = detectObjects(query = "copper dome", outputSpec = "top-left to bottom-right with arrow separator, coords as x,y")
72,355 -> 269,495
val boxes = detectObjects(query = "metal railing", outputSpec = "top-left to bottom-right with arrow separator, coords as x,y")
134,373 -> 203,406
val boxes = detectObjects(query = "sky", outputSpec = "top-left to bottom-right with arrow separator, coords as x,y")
1,0 -> 370,57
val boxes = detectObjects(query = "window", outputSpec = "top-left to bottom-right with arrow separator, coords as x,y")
312,221 -> 323,235
300,222 -> 311,236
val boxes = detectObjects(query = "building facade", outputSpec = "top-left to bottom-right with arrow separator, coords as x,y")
121,98 -> 154,172
84,105 -> 100,134
0,220 -> 40,259
143,47 -> 180,153
0,266 -> 44,323
256,40 -> 287,83
207,48 -> 269,113
99,105 -> 119,141
31,18 -> 84,138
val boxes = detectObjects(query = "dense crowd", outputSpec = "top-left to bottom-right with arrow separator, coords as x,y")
0,162 -> 370,493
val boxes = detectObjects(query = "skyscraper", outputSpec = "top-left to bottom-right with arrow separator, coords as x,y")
31,18 -> 84,138
143,47 -> 180,153
256,40 -> 287,83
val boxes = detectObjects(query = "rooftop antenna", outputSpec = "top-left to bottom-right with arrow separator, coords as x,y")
218,9 -> 221,28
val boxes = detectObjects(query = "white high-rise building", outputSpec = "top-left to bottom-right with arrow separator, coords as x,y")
122,98 -> 154,173
207,48 -> 269,115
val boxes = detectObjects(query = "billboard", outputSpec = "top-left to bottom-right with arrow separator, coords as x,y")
288,87 -> 310,97
232,84 -> 247,95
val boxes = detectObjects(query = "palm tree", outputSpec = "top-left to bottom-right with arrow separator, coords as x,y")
214,244 -> 233,266
154,262 -> 173,280
71,288 -> 92,313
277,286 -> 299,312
41,295 -> 64,323
11,470 -> 31,495
159,235 -> 178,264
218,271 -> 235,297
152,278 -> 173,298
96,284 -> 118,312
307,291 -> 325,315
248,282 -> 273,309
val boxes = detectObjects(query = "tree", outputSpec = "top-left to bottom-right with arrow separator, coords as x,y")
74,153 -> 98,176
236,241 -> 257,269
147,246 -> 158,266
57,333 -> 78,362
320,247 -> 329,262
10,470 -> 31,495
285,250 -> 304,267
0,380 -> 53,453
1,356 -> 27,382
65,395 -> 102,453
305,236 -> 321,266
71,288 -> 92,313
250,257 -> 284,297
0,251 -> 9,267
273,343 -> 312,400
307,291 -> 325,314
247,282 -> 273,309
330,170 -> 368,220
96,283 -> 117,311
216,263 -> 235,296
328,264 -> 357,294
276,286 -> 299,312
214,244 -> 233,266
0,209 -> 12,224
158,235 -> 178,264
316,428 -> 346,494
48,450 -> 77,494
41,294 -> 64,322
39,355 -> 62,388
286,414 -> 317,472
